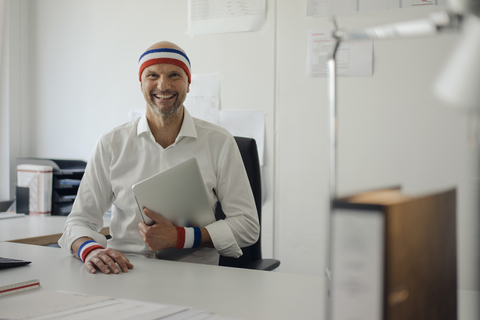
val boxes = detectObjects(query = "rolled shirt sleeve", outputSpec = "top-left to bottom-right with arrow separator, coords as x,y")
58,137 -> 113,253
205,136 -> 260,258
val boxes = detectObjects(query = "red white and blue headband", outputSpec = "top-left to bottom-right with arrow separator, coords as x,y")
138,48 -> 192,83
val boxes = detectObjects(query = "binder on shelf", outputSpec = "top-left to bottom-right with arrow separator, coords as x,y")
330,187 -> 457,320
15,187 -> 29,215
16,158 -> 87,216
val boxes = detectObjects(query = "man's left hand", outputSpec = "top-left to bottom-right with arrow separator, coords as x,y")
138,208 -> 177,251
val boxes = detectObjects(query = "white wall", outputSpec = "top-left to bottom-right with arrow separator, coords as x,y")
2,0 -> 30,200
0,0 -> 8,199
275,2 -> 479,291
4,0 -> 479,292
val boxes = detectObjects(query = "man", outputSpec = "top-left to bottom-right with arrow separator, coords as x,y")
58,41 -> 260,274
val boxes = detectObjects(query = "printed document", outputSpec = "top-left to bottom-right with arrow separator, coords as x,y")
306,0 -> 446,16
307,30 -> 373,77
188,0 -> 266,35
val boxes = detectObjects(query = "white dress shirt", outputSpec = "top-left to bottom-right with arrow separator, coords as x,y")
58,110 -> 260,264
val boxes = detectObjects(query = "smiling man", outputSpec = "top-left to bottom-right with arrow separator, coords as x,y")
58,41 -> 260,274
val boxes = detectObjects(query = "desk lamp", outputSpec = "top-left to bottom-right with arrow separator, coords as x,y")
327,0 -> 480,201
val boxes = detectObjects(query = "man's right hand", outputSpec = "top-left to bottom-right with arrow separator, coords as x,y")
72,238 -> 134,274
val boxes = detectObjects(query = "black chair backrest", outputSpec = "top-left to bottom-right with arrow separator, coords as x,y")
217,137 -> 262,268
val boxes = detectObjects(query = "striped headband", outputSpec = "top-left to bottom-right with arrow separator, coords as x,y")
138,48 -> 191,83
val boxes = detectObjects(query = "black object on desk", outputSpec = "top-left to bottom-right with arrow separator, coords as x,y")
0,257 -> 31,269
16,158 -> 87,216
0,199 -> 14,212
15,187 -> 29,215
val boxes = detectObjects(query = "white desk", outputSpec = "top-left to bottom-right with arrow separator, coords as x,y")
0,220 -> 478,320
0,242 -> 324,320
0,215 -> 109,245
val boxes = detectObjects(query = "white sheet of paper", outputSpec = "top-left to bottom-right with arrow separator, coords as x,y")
0,290 -> 206,320
306,0 -> 446,16
307,30 -> 373,77
188,0 -> 266,36
219,110 -> 265,166
184,74 -> 221,125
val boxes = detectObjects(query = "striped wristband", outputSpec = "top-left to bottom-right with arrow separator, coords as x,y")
77,240 -> 104,262
175,227 -> 201,249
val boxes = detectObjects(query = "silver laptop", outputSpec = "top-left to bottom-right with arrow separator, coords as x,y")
132,158 -> 215,227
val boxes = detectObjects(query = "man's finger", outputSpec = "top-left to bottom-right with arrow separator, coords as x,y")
91,257 -> 111,274
84,261 -> 97,274
101,255 -> 120,274
143,208 -> 165,222
109,251 -> 134,273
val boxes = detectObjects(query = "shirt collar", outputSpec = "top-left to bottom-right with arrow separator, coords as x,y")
137,108 -> 198,141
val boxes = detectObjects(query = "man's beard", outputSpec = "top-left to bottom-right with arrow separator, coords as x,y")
148,92 -> 183,117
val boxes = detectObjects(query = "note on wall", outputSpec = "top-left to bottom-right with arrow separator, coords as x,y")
184,74 -> 221,125
219,110 -> 265,166
307,30 -> 373,77
188,0 -> 266,36
306,0 -> 446,16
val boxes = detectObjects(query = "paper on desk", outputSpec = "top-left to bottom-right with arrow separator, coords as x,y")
0,290 -> 214,320
307,29 -> 373,77
188,0 -> 266,36
184,74 -> 221,125
219,110 -> 265,166
17,164 -> 53,215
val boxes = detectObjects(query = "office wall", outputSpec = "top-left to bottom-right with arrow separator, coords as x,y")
2,1 -> 30,200
0,0 -> 7,199
275,2 -> 479,291
6,0 -> 479,292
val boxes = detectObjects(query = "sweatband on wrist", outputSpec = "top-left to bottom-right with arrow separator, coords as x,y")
138,48 -> 192,83
175,226 -> 201,249
77,240 -> 104,263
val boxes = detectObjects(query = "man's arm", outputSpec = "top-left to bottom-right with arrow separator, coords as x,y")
72,237 -> 134,274
138,208 -> 213,251
59,136 -> 133,274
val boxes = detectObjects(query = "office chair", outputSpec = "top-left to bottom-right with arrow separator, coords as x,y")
216,137 -> 280,271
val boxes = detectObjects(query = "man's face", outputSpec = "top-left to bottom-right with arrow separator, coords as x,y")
140,63 -> 190,118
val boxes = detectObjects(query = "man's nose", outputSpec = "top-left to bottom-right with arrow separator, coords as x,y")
157,75 -> 171,91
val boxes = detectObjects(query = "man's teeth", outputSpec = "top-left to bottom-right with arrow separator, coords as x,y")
155,94 -> 174,99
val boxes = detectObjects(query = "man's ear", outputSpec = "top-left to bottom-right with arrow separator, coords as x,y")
187,83 -> 190,93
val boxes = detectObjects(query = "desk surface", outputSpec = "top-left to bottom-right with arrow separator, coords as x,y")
0,216 -> 68,242
0,222 -> 478,319
0,215 -> 109,245
0,242 -> 324,320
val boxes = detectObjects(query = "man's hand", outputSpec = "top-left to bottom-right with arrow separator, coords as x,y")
84,247 -> 134,274
72,237 -> 134,274
138,208 -> 178,251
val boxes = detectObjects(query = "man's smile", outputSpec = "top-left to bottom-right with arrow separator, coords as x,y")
153,93 -> 176,100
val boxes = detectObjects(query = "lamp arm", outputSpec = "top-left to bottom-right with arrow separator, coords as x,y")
337,11 -> 462,41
